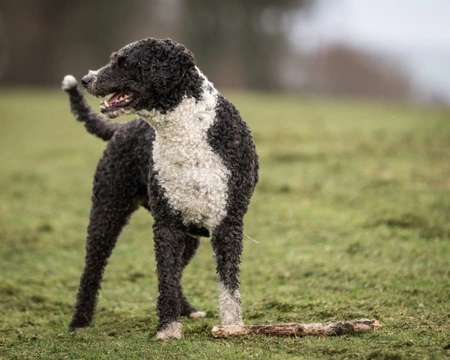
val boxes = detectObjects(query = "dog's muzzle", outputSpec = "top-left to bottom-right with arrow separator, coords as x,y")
81,70 -> 97,89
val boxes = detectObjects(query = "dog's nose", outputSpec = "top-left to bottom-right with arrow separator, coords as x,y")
81,75 -> 92,88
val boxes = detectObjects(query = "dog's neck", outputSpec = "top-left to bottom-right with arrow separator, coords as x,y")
138,70 -> 218,138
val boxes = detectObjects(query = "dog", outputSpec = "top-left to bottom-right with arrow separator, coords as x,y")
62,38 -> 258,339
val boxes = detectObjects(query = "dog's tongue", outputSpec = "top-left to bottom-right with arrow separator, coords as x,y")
100,91 -> 133,111
107,92 -> 126,106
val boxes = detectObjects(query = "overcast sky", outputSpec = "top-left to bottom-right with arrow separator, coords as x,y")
291,0 -> 450,102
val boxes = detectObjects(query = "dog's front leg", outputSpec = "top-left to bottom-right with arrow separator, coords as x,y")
212,217 -> 244,326
153,220 -> 185,339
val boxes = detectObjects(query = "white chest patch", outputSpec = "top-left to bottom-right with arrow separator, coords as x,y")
141,78 -> 230,232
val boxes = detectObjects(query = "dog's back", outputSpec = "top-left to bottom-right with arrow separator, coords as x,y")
62,75 -> 156,207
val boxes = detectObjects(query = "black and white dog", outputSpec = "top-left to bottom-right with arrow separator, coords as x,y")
62,38 -> 258,339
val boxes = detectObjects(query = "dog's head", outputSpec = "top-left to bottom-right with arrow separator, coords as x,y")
81,38 -> 202,118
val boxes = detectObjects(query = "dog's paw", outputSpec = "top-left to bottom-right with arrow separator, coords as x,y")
62,75 -> 78,91
188,311 -> 207,319
68,326 -> 89,333
156,321 -> 183,340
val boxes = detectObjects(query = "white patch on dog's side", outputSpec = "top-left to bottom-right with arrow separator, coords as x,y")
218,281 -> 243,325
62,75 -> 77,90
141,76 -> 230,232
156,321 -> 182,340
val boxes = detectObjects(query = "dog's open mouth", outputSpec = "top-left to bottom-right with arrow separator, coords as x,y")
99,91 -> 134,117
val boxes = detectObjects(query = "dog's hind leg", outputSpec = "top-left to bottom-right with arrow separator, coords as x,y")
212,217 -> 244,326
179,236 -> 206,319
69,201 -> 138,331
69,161 -> 140,331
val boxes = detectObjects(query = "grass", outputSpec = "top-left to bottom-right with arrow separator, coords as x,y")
1,88 -> 449,359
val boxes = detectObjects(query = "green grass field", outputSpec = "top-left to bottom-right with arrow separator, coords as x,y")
1,88 -> 449,359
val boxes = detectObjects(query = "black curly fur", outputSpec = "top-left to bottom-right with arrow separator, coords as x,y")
82,38 -> 203,115
63,38 -> 258,337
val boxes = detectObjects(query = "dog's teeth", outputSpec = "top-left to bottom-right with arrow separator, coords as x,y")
100,100 -> 110,110
99,93 -> 131,111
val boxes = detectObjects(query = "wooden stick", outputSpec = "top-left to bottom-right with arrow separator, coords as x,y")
212,318 -> 382,338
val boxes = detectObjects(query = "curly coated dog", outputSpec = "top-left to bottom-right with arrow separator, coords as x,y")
62,38 -> 258,339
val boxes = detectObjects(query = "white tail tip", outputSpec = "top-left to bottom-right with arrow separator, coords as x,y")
62,75 -> 78,91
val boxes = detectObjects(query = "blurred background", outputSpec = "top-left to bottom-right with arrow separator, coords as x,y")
0,0 -> 449,105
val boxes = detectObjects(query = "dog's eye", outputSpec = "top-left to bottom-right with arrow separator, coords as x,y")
117,56 -> 130,70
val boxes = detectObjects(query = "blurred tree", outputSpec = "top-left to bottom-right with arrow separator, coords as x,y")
0,0 -> 415,102
179,0 -> 314,90
0,12 -> 7,78
0,0 -> 140,84
0,0 -> 314,88
304,44 -> 414,101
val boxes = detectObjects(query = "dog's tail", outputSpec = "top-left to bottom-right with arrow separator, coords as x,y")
61,75 -> 121,141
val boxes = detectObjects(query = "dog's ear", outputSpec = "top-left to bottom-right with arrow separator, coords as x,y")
148,39 -> 196,95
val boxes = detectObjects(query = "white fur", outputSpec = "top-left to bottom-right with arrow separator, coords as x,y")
87,69 -> 100,89
156,321 -> 182,340
219,281 -> 243,325
140,76 -> 230,232
62,75 -> 77,90
188,311 -> 207,319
